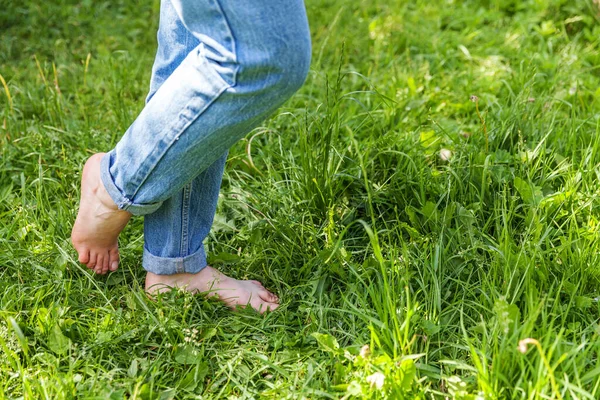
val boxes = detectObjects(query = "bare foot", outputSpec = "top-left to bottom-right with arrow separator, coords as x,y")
145,266 -> 280,313
71,153 -> 132,275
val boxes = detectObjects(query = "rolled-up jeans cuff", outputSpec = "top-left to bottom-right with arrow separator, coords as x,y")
143,246 -> 208,275
100,151 -> 163,215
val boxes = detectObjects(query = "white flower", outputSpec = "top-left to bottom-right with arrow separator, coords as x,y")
440,148 -> 452,161
359,344 -> 371,358
366,372 -> 385,389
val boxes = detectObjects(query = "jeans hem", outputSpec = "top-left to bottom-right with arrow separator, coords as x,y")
142,245 -> 208,275
100,152 -> 163,216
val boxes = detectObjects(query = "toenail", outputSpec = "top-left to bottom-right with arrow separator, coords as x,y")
111,261 -> 118,271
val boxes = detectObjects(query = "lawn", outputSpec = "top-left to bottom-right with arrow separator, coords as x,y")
2,0 -> 600,398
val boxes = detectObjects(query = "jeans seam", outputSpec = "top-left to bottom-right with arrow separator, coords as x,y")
179,181 -> 192,273
189,169 -> 209,265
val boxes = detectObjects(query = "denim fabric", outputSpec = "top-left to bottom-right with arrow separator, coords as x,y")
100,0 -> 311,274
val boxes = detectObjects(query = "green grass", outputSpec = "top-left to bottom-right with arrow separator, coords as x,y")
2,0 -> 600,398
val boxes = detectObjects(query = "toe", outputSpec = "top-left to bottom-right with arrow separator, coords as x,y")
95,254 -> 105,274
101,255 -> 110,275
87,253 -> 97,269
258,289 -> 279,305
78,248 -> 90,264
251,298 -> 279,314
251,280 -> 264,287
109,248 -> 120,271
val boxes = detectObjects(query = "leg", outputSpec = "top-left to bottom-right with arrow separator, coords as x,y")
71,0 -> 309,311
72,0 -> 202,276
101,0 -> 311,213
141,0 -> 280,311
142,0 -> 227,277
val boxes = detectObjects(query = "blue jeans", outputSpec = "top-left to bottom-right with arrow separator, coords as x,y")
99,0 -> 311,275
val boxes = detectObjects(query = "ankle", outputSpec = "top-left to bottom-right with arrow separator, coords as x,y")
82,154 -> 120,211
92,179 -> 122,212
